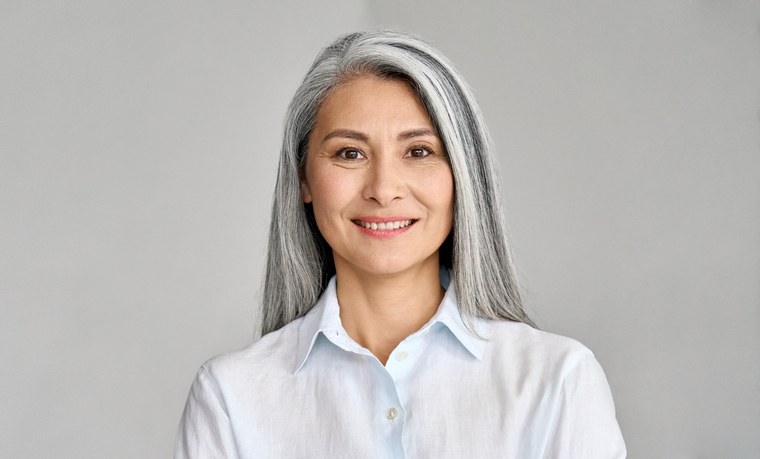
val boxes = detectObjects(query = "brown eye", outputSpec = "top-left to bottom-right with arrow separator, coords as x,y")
408,148 -> 431,158
338,149 -> 364,160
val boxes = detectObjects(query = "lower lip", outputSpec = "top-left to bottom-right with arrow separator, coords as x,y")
354,221 -> 416,239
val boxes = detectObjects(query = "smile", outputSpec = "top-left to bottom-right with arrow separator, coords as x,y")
352,219 -> 416,230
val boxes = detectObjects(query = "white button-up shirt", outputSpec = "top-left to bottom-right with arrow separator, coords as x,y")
176,270 -> 626,458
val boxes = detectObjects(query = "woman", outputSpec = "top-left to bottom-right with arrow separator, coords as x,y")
176,30 -> 626,458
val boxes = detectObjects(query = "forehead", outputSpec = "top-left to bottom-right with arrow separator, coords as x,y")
313,76 -> 434,134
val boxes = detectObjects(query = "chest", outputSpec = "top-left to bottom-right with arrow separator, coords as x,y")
224,343 -> 561,459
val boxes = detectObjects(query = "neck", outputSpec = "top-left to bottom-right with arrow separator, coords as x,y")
334,256 -> 445,366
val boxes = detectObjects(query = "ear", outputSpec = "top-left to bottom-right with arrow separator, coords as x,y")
300,178 -> 313,203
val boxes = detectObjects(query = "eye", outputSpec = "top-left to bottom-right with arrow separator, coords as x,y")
407,147 -> 432,158
337,148 -> 365,160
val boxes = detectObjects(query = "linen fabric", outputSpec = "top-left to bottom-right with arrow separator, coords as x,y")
175,270 -> 626,458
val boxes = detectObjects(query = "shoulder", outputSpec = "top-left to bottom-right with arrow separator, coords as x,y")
200,316 -> 305,388
483,320 -> 597,382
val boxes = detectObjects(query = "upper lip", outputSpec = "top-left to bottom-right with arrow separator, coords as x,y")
353,216 -> 416,223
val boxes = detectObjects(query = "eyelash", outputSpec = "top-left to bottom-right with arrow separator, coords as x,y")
335,145 -> 435,160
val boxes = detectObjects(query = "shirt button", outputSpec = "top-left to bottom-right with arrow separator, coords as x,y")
386,407 -> 398,420
395,351 -> 408,361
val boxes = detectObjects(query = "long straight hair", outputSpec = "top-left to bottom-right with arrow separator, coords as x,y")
261,30 -> 535,336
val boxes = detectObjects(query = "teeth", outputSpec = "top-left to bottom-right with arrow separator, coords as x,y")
355,219 -> 414,230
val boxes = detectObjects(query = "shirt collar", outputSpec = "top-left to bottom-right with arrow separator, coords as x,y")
432,267 -> 487,360
294,267 -> 486,374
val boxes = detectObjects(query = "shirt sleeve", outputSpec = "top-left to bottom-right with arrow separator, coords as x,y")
174,366 -> 240,459
542,354 -> 627,458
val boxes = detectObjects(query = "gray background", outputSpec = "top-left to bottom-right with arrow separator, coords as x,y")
1,1 -> 758,458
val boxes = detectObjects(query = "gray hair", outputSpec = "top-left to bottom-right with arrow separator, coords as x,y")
261,30 -> 535,336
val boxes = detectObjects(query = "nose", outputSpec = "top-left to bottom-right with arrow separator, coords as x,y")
363,153 -> 406,206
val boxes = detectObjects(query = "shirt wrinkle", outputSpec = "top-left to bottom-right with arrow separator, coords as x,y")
200,365 -> 230,417
536,351 -> 591,459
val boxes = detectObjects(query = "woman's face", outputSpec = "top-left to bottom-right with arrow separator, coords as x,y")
301,76 -> 454,278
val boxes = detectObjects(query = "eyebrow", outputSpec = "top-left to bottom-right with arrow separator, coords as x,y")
321,130 -> 368,144
397,128 -> 437,140
321,128 -> 438,145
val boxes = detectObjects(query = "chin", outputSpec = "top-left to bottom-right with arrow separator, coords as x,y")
345,251 -> 440,278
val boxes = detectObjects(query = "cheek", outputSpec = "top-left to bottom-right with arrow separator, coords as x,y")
441,182 -> 455,230
307,166 -> 357,219
425,167 -> 455,216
